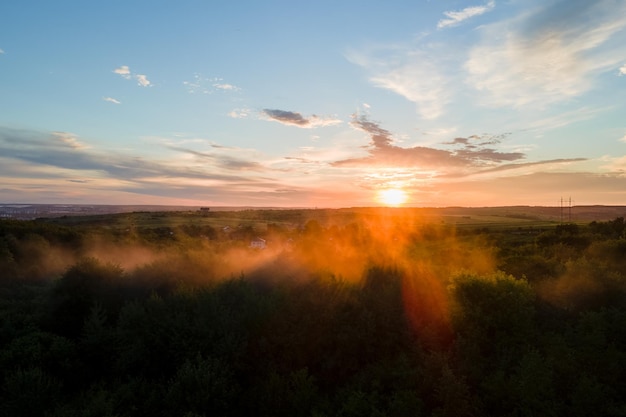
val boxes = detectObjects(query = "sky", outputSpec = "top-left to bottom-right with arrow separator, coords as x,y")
1,0 -> 626,208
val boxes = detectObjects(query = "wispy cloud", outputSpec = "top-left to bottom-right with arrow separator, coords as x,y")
52,132 -> 87,150
166,145 -> 265,172
214,83 -> 239,91
228,108 -> 251,119
601,154 -> 626,172
0,48 -> 4,54
0,127 -> 250,182
521,107 -> 604,133
103,97 -> 121,104
113,65 -> 152,87
465,0 -> 626,108
262,109 -> 342,128
0,126 -> 319,206
372,58 -> 448,120
438,0 -> 495,29
462,158 -> 587,177
183,74 -> 241,94
348,0 -> 626,120
619,63 -> 626,76
347,45 -> 453,120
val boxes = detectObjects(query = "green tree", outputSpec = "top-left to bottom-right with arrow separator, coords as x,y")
1,367 -> 62,417
47,258 -> 125,338
449,272 -> 536,389
165,354 -> 238,417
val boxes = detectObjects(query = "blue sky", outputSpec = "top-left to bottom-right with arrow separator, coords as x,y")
1,0 -> 626,207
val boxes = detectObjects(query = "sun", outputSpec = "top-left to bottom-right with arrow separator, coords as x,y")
377,188 -> 408,206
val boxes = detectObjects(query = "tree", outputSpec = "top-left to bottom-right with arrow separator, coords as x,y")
47,258 -> 125,338
449,272 -> 536,385
1,367 -> 62,417
165,355 -> 238,417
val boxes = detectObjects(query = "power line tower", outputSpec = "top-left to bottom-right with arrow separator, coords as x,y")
568,196 -> 572,223
559,196 -> 573,224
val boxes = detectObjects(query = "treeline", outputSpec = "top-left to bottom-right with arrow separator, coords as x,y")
1,217 -> 626,416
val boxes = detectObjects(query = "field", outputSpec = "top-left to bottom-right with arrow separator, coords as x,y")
42,205 -> 626,232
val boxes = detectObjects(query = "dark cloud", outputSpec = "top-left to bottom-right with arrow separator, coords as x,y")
455,147 -> 525,163
262,109 -> 341,128
444,133 -> 512,147
444,137 -> 470,145
333,115 -> 525,169
263,109 -> 309,126
284,156 -> 319,164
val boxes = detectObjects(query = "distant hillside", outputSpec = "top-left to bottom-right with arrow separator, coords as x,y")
2,204 -> 625,223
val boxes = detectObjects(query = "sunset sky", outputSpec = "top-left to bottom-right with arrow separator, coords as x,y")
1,0 -> 626,207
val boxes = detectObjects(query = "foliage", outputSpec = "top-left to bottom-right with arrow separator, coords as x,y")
2,213 -> 626,415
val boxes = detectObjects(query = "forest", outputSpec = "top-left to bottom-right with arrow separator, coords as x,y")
1,208 -> 626,416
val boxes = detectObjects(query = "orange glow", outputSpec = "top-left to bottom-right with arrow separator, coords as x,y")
377,188 -> 408,206
43,208 -> 497,349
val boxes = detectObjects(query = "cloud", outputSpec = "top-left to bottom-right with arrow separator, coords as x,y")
438,0 -> 495,29
465,0 -> 626,108
0,127 -> 253,182
263,109 -> 308,126
113,65 -> 131,79
262,109 -> 342,128
214,83 -> 239,91
1,126 -> 365,206
332,115 -> 524,170
348,46 -> 452,120
0,48 -> 4,54
52,132 -> 87,150
184,74 -> 240,94
372,60 -> 447,119
166,145 -> 265,172
113,65 -> 152,87
135,74 -> 151,87
521,107 -> 603,133
619,64 -> 626,76
349,0 -> 625,119
228,108 -> 251,119
443,137 -> 470,146
103,97 -> 121,104
0,124 -> 617,207
463,158 -> 587,177
621,134 -> 626,143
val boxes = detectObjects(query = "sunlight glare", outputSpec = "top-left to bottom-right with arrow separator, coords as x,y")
377,188 -> 408,206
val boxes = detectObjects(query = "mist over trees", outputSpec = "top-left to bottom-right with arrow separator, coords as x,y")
2,212 -> 626,416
